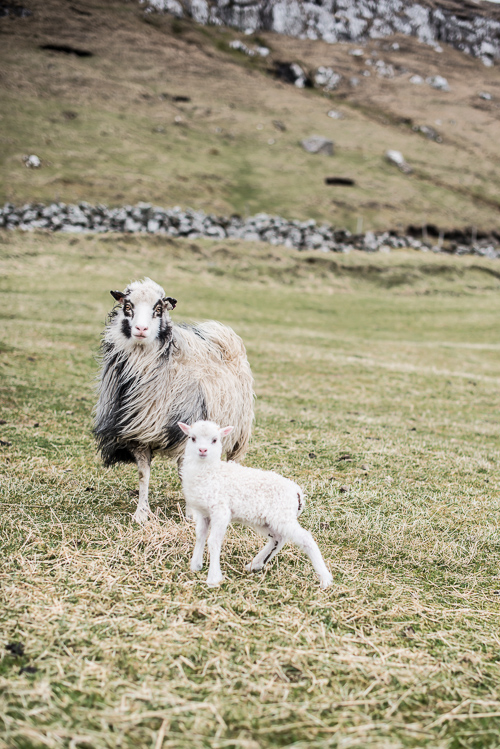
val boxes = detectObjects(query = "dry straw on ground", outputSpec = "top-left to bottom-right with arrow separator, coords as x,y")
1,232 -> 500,747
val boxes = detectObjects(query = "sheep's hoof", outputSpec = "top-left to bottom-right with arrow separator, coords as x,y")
132,507 -> 149,524
245,562 -> 263,573
190,561 -> 203,572
320,573 -> 333,589
206,576 -> 223,587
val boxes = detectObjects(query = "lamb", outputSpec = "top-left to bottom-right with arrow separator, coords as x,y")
179,420 -> 333,589
93,278 -> 254,523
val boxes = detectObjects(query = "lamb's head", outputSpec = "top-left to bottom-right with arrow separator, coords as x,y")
179,421 -> 234,463
109,278 -> 177,348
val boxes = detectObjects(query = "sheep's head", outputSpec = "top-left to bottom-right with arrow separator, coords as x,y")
110,278 -> 177,347
179,421 -> 234,462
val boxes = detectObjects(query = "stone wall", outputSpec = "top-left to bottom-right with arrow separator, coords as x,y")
2,202 -> 499,257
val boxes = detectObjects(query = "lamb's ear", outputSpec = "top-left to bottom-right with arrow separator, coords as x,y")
178,422 -> 191,436
220,426 -> 234,437
110,290 -> 125,304
163,297 -> 177,311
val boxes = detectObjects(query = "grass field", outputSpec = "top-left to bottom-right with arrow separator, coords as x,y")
1,230 -> 500,747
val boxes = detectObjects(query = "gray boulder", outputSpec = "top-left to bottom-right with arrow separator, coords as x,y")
301,136 -> 334,155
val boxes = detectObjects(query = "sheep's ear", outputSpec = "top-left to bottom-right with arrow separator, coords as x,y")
220,426 -> 234,437
178,422 -> 191,435
110,290 -> 125,304
163,296 -> 177,311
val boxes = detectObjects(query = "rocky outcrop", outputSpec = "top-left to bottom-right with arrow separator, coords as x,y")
2,202 -> 499,258
144,0 -> 500,63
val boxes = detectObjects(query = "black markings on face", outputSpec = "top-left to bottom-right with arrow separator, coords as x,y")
121,318 -> 132,339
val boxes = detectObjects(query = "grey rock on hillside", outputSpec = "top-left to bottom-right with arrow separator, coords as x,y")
145,0 -> 500,63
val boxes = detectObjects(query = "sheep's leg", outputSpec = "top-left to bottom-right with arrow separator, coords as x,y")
287,524 -> 333,589
177,455 -> 194,520
131,446 -> 152,524
191,512 -> 210,572
245,532 -> 285,572
206,509 -> 231,587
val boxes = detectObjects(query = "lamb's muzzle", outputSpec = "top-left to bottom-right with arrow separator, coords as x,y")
179,420 -> 333,589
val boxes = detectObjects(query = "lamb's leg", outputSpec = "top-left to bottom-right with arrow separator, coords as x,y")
287,524 -> 333,589
206,509 -> 231,587
245,532 -> 285,572
131,446 -> 152,524
191,512 -> 210,571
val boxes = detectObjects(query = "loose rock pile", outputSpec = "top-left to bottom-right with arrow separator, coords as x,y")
1,202 -> 499,258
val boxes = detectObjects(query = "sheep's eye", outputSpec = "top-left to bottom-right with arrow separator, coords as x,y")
124,303 -> 131,313
212,438 -> 217,444
154,305 -> 162,317
191,436 -> 196,442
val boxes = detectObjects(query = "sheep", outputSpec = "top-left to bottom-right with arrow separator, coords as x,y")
178,420 -> 333,589
94,278 -> 254,523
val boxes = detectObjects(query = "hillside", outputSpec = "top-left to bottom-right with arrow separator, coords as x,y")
1,0 -> 500,232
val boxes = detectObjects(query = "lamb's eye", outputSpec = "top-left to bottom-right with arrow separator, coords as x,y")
191,436 -> 196,442
154,305 -> 162,317
124,303 -> 131,313
212,438 -> 217,444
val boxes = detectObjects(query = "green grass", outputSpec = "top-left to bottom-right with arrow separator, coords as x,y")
1,231 -> 500,747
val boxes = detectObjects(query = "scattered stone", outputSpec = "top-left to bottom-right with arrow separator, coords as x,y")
308,452 -> 317,459
23,154 -> 41,168
385,149 -> 412,173
349,48 -> 364,56
480,91 -> 492,100
229,39 -> 269,57
361,464 -> 370,471
409,74 -> 424,84
426,75 -> 450,92
414,125 -> 442,142
301,136 -> 334,156
273,61 -> 311,88
327,110 -> 344,119
314,66 -> 342,90
339,485 -> 349,493
0,439 -> 12,446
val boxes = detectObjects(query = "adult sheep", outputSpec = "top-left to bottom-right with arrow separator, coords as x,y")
94,277 -> 254,523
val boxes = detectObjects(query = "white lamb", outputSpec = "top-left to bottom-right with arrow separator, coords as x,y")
179,420 -> 333,589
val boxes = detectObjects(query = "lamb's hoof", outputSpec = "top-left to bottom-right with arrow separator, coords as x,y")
206,576 -> 223,587
320,573 -> 333,590
245,562 -> 263,573
132,508 -> 149,524
190,561 -> 203,572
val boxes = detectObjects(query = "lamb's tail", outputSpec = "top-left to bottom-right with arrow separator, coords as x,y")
297,490 -> 306,517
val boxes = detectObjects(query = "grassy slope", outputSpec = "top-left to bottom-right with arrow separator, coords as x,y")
1,0 -> 500,231
1,232 -> 500,747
